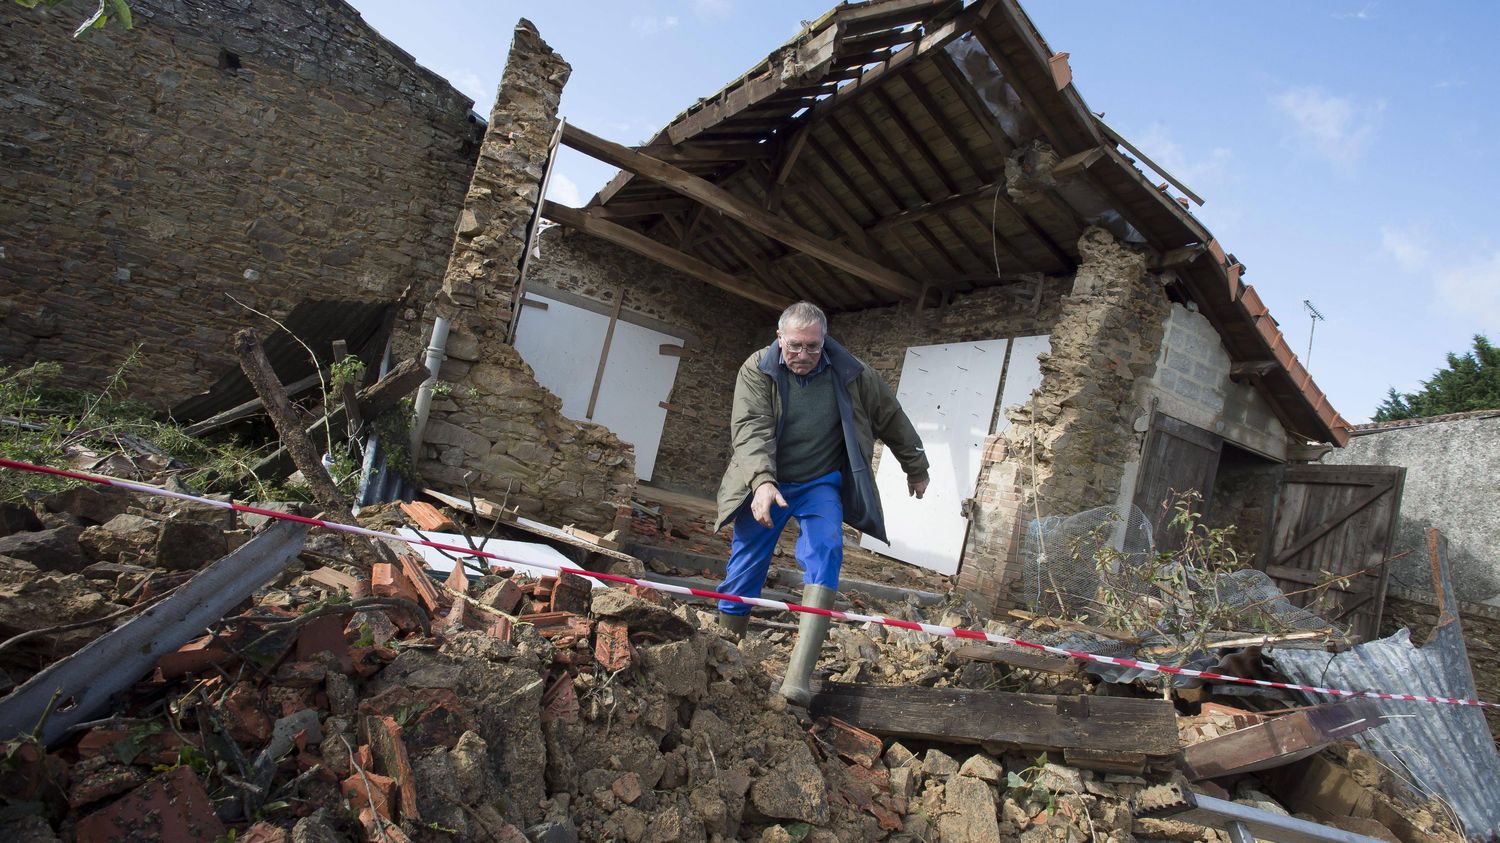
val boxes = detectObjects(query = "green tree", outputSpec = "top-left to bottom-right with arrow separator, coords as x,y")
1374,334 -> 1500,421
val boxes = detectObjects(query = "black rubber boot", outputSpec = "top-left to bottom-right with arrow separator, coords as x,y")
780,584 -> 834,706
717,611 -> 751,639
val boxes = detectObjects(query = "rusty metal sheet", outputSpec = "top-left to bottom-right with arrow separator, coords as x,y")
1268,529 -> 1500,841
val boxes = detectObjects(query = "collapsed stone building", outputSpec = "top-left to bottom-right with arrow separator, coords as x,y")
6,0 -> 1403,632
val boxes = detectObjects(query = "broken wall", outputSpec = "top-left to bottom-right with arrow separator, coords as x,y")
520,228 -> 768,496
1323,413 -> 1500,603
415,21 -> 636,532
0,0 -> 482,408
958,228 -> 1170,611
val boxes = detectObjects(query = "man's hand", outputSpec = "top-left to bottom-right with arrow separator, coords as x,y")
908,475 -> 929,499
751,481 -> 788,527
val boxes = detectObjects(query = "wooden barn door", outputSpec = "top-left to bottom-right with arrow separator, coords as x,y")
1132,414 -> 1223,551
1264,465 -> 1405,641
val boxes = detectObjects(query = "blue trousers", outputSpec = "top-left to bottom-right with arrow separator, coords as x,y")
718,471 -> 844,616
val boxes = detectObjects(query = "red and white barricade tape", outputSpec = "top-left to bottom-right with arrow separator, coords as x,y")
1,457 -> 1494,710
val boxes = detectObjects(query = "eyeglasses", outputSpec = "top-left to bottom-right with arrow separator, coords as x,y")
783,341 -> 823,356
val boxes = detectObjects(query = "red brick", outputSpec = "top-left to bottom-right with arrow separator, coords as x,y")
156,634 -> 234,680
593,620 -> 634,672
238,821 -> 291,843
550,572 -> 592,614
75,766 -> 224,843
541,673 -> 579,724
611,771 -> 642,805
296,613 -> 353,673
822,717 -> 883,768
341,770 -> 396,821
399,500 -> 456,532
365,715 -> 419,822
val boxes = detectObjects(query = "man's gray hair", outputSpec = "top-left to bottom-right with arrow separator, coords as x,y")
778,301 -> 827,333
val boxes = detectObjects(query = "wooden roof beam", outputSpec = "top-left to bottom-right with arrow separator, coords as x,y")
542,201 -> 791,311
633,142 -> 775,164
562,123 -> 922,299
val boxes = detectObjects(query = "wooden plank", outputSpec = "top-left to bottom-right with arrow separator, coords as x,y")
541,201 -> 790,310
585,286 -> 626,420
948,644 -> 1079,675
1132,413 -> 1223,552
1272,481 -> 1392,566
898,66 -> 993,181
1097,119 -> 1204,206
562,124 -> 922,298
868,180 -> 1001,234
809,682 -> 1179,757
593,198 -> 695,219
182,370 -> 325,437
1180,701 -> 1386,781
632,142 -> 774,163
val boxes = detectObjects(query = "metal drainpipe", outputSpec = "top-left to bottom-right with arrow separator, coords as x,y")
408,316 -> 451,461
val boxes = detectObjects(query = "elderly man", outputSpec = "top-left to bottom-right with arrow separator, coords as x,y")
714,301 -> 929,705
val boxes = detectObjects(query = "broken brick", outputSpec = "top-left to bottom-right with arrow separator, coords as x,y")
75,766 -> 224,843
822,717 -> 884,768
397,552 -> 448,614
550,572 -> 592,614
341,770 -> 396,821
541,672 -> 579,724
611,771 -> 643,805
344,609 -> 398,647
365,715 -> 420,822
68,757 -> 146,808
372,562 -> 420,603
399,500 -> 456,532
481,579 -> 522,614
275,660 -> 329,688
295,613 -> 354,674
594,620 -> 634,672
360,687 -> 474,755
219,682 -> 274,744
521,611 -> 594,641
155,634 -> 235,680
487,615 -> 513,642
444,558 -> 470,596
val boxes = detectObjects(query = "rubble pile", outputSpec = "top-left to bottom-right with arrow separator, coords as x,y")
0,482 -> 1472,842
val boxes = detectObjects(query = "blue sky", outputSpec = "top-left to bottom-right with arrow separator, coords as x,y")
347,1 -> 1499,423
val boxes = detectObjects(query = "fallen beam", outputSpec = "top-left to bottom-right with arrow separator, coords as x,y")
1180,700 -> 1387,781
561,123 -> 923,298
809,681 -> 1179,759
0,520 -> 310,747
947,643 -> 1080,675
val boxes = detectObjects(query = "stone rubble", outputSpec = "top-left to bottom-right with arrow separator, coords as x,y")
0,477 -> 1470,843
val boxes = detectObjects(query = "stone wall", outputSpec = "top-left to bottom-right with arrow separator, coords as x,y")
0,0 -> 482,408
414,21 -> 636,532
521,227 -> 770,496
959,228 -> 1171,611
1323,413 -> 1500,603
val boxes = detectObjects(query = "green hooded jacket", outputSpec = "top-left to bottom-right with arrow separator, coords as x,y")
714,336 -> 929,544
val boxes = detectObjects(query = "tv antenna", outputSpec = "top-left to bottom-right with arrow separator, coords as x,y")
1302,300 -> 1325,370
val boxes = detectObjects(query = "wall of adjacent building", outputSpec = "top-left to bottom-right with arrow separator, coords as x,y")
0,0 -> 481,408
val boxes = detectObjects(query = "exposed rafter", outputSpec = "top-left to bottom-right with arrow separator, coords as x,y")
541,201 -> 791,311
561,124 -> 923,299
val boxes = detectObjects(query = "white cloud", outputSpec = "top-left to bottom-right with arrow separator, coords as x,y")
1435,251 -> 1500,327
1134,123 -> 1233,193
691,0 -> 733,22
1332,4 -> 1375,20
629,14 -> 679,36
1271,87 -> 1384,172
1380,224 -> 1431,273
547,172 -> 581,206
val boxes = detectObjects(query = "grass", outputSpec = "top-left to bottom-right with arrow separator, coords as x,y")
0,352 -> 310,505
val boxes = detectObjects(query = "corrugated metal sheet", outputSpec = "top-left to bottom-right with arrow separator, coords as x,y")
171,299 -> 391,422
1268,531 -> 1500,842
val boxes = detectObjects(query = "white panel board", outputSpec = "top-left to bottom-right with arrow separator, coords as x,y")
512,295 -> 609,419
860,339 -> 1009,575
994,334 -> 1051,434
511,293 -> 684,481
593,318 -> 683,480
395,528 -> 599,586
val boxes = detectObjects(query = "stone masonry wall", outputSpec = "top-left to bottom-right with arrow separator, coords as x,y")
522,227 -> 769,496
0,0 -> 482,408
416,21 -> 634,532
959,228 -> 1170,612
